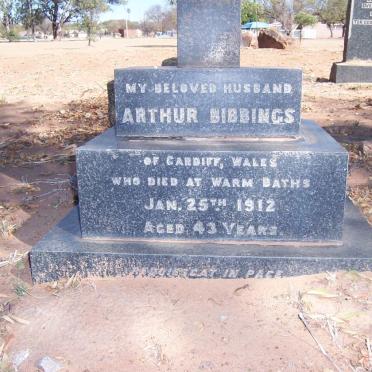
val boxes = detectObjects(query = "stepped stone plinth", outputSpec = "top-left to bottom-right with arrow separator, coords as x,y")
30,0 -> 372,282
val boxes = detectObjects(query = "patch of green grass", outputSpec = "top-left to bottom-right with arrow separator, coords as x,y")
15,259 -> 25,271
13,281 -> 28,297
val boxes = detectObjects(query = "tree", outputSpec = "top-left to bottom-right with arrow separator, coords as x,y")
139,17 -> 155,36
79,0 -> 108,45
101,18 -> 138,34
261,0 -> 316,35
142,4 -> 176,34
162,6 -> 176,31
37,17 -> 52,35
17,0 -> 43,38
241,0 -> 266,23
145,5 -> 164,32
294,11 -> 317,41
316,0 -> 347,37
0,0 -> 16,33
37,0 -> 125,40
0,0 -> 20,41
38,0 -> 80,39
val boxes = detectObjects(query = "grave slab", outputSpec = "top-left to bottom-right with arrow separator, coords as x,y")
114,67 -> 302,138
330,62 -> 372,83
30,198 -> 372,283
177,0 -> 241,67
77,121 -> 348,243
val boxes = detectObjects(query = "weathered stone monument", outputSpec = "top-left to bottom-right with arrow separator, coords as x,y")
330,0 -> 372,83
31,0 -> 372,281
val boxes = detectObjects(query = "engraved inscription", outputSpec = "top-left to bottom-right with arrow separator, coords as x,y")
107,152 -> 317,240
114,68 -> 302,137
132,266 -> 284,279
352,0 -> 372,26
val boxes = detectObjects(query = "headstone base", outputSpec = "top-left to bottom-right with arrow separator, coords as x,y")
330,62 -> 372,83
77,122 -> 347,243
30,199 -> 372,283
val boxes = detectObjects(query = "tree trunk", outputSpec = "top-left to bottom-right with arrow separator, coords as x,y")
29,0 -> 35,40
52,23 -> 58,39
3,16 -> 10,33
52,0 -> 59,40
327,24 -> 334,38
88,24 -> 91,46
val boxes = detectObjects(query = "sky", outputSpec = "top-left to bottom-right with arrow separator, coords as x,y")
100,0 -> 170,22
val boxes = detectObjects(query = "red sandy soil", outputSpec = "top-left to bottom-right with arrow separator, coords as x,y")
5,274 -> 372,372
0,37 -> 371,371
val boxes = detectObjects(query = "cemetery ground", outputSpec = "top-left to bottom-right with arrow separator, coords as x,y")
0,37 -> 371,371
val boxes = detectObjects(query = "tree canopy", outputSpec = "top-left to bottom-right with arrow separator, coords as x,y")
241,0 -> 266,23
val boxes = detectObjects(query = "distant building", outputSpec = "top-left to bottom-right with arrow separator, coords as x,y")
62,30 -> 88,39
292,22 -> 343,39
118,29 -> 143,38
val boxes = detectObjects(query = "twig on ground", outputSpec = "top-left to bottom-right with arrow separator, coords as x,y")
23,187 -> 69,202
366,338 -> 372,369
298,312 -> 342,372
0,251 -> 29,268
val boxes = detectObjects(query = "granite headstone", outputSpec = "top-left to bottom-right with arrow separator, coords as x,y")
177,0 -> 241,67
29,0 -> 371,282
330,0 -> 372,83
115,67 -> 302,138
344,0 -> 372,61
78,122 -> 347,243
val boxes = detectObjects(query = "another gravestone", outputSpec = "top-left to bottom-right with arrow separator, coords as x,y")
30,0 -> 372,282
330,0 -> 372,83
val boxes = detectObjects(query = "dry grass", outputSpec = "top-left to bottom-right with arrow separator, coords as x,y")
349,187 -> 372,224
11,182 -> 40,194
297,271 -> 372,371
0,220 -> 17,239
0,97 -> 109,168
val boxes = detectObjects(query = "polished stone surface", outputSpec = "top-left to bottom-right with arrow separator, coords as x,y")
330,0 -> 372,82
177,0 -> 241,67
30,199 -> 372,283
77,121 -> 348,243
330,62 -> 372,83
114,67 -> 302,138
343,0 -> 372,61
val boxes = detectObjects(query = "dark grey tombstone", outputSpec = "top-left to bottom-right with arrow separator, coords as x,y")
177,0 -> 241,67
330,0 -> 372,83
114,67 -> 302,138
344,0 -> 372,61
77,122 -> 348,243
30,199 -> 372,283
29,0 -> 371,283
